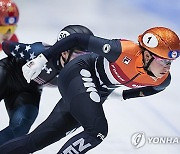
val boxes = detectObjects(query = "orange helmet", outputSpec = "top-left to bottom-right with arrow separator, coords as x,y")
138,27 -> 180,60
0,0 -> 19,35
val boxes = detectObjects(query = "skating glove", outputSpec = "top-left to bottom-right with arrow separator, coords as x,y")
22,53 -> 48,83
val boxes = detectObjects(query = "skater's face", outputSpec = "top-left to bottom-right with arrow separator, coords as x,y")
143,50 -> 171,78
60,50 -> 84,67
0,25 -> 16,42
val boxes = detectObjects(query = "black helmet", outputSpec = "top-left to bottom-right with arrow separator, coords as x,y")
58,25 -> 94,65
57,25 -> 94,41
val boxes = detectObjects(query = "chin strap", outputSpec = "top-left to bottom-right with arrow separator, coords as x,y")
61,50 -> 74,65
144,57 -> 156,77
141,47 -> 156,77
144,60 -> 156,77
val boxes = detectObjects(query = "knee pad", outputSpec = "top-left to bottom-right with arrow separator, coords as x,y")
9,105 -> 39,137
10,118 -> 34,137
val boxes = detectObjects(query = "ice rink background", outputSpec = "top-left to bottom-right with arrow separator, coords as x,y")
0,0 -> 180,153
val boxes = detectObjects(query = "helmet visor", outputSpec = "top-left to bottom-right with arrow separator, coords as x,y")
0,25 -> 17,35
152,55 -> 172,66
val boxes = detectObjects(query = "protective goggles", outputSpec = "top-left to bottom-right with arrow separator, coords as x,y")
152,55 -> 172,66
0,25 -> 17,35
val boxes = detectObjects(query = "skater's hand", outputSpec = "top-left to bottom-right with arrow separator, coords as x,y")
22,53 -> 48,83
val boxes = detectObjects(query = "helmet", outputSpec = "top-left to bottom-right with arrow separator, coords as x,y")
57,25 -> 94,64
0,0 -> 19,35
57,25 -> 94,41
0,0 -> 19,25
138,27 -> 180,60
57,25 -> 94,51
